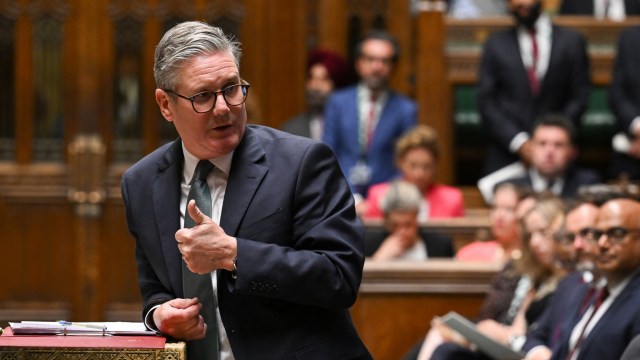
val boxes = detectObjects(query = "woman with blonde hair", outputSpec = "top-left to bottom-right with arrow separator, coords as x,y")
422,195 -> 568,360
362,125 -> 464,221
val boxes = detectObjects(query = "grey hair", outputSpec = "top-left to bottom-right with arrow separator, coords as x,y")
154,21 -> 242,91
380,181 -> 423,215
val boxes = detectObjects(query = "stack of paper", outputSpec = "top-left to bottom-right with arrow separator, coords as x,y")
9,321 -> 156,336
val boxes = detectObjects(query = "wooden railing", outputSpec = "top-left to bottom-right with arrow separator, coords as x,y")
352,260 -> 501,360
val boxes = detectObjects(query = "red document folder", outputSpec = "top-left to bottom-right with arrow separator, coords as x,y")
0,327 -> 166,349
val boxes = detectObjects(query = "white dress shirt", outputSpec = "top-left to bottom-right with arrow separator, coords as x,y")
181,145 -> 235,360
509,14 -> 553,153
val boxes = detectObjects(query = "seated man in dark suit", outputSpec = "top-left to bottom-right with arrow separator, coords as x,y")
529,198 -> 640,360
503,114 -> 601,198
559,0 -> 640,20
364,180 -> 453,260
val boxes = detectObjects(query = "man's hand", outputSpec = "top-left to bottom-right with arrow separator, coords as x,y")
628,135 -> 640,159
176,200 -> 237,274
525,346 -> 552,360
518,140 -> 533,166
371,234 -> 408,260
153,298 -> 207,340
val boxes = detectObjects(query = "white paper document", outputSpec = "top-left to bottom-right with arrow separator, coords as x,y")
9,321 -> 156,336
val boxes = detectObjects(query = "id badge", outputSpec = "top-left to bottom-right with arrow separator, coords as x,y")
348,160 -> 372,187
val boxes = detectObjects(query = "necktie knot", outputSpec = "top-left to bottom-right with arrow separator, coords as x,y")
192,160 -> 214,184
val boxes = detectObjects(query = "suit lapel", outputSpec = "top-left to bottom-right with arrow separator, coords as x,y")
152,139 -> 185,297
540,26 -> 562,96
506,30 -> 533,98
578,272 -> 640,356
220,126 -> 268,237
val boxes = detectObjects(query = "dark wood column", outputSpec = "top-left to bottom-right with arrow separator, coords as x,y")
415,1 -> 453,184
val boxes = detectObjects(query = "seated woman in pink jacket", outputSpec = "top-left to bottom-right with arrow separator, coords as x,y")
361,125 -> 464,221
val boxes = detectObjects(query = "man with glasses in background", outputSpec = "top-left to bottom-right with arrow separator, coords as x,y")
519,198 -> 600,359
525,197 -> 640,360
322,30 -> 417,204
121,21 -> 372,360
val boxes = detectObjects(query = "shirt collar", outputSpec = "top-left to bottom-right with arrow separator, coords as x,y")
181,142 -> 234,183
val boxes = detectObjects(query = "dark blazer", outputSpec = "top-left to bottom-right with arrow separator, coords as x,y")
560,0 -> 640,16
477,25 -> 590,174
522,272 -> 592,354
323,85 -> 417,195
621,333 -> 640,360
282,112 -> 314,138
504,167 -> 602,198
550,271 -> 640,360
121,125 -> 372,360
364,227 -> 454,258
609,26 -> 640,180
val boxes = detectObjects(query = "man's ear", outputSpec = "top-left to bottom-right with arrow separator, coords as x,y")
155,89 -> 174,122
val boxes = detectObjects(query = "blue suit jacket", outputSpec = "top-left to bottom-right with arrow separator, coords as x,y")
121,125 -> 372,360
322,85 -> 417,195
477,25 -> 590,174
549,271 -> 640,360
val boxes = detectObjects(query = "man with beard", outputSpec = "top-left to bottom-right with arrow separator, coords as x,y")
519,199 -> 601,359
477,0 -> 590,175
282,48 -> 351,140
545,198 -> 640,360
323,30 -> 417,202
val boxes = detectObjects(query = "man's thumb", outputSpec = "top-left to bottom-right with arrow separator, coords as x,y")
187,199 -> 211,225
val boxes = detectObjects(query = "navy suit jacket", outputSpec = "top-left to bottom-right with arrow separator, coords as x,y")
522,272 -> 592,354
609,26 -> 640,180
282,112 -> 314,139
477,25 -> 590,174
121,125 -> 372,360
550,271 -> 640,360
560,0 -> 640,16
323,85 -> 417,195
504,167 -> 602,198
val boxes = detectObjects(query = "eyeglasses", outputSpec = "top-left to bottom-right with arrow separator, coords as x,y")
586,227 -> 640,244
164,80 -> 250,113
555,228 -> 594,246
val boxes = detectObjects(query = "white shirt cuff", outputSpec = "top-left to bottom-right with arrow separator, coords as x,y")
510,132 -> 530,153
144,304 -> 162,333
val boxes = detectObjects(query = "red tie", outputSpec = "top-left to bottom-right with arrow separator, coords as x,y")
366,94 -> 378,149
527,29 -> 540,95
566,287 -> 609,360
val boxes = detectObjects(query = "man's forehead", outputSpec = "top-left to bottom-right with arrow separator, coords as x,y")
596,200 -> 637,227
532,126 -> 570,142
